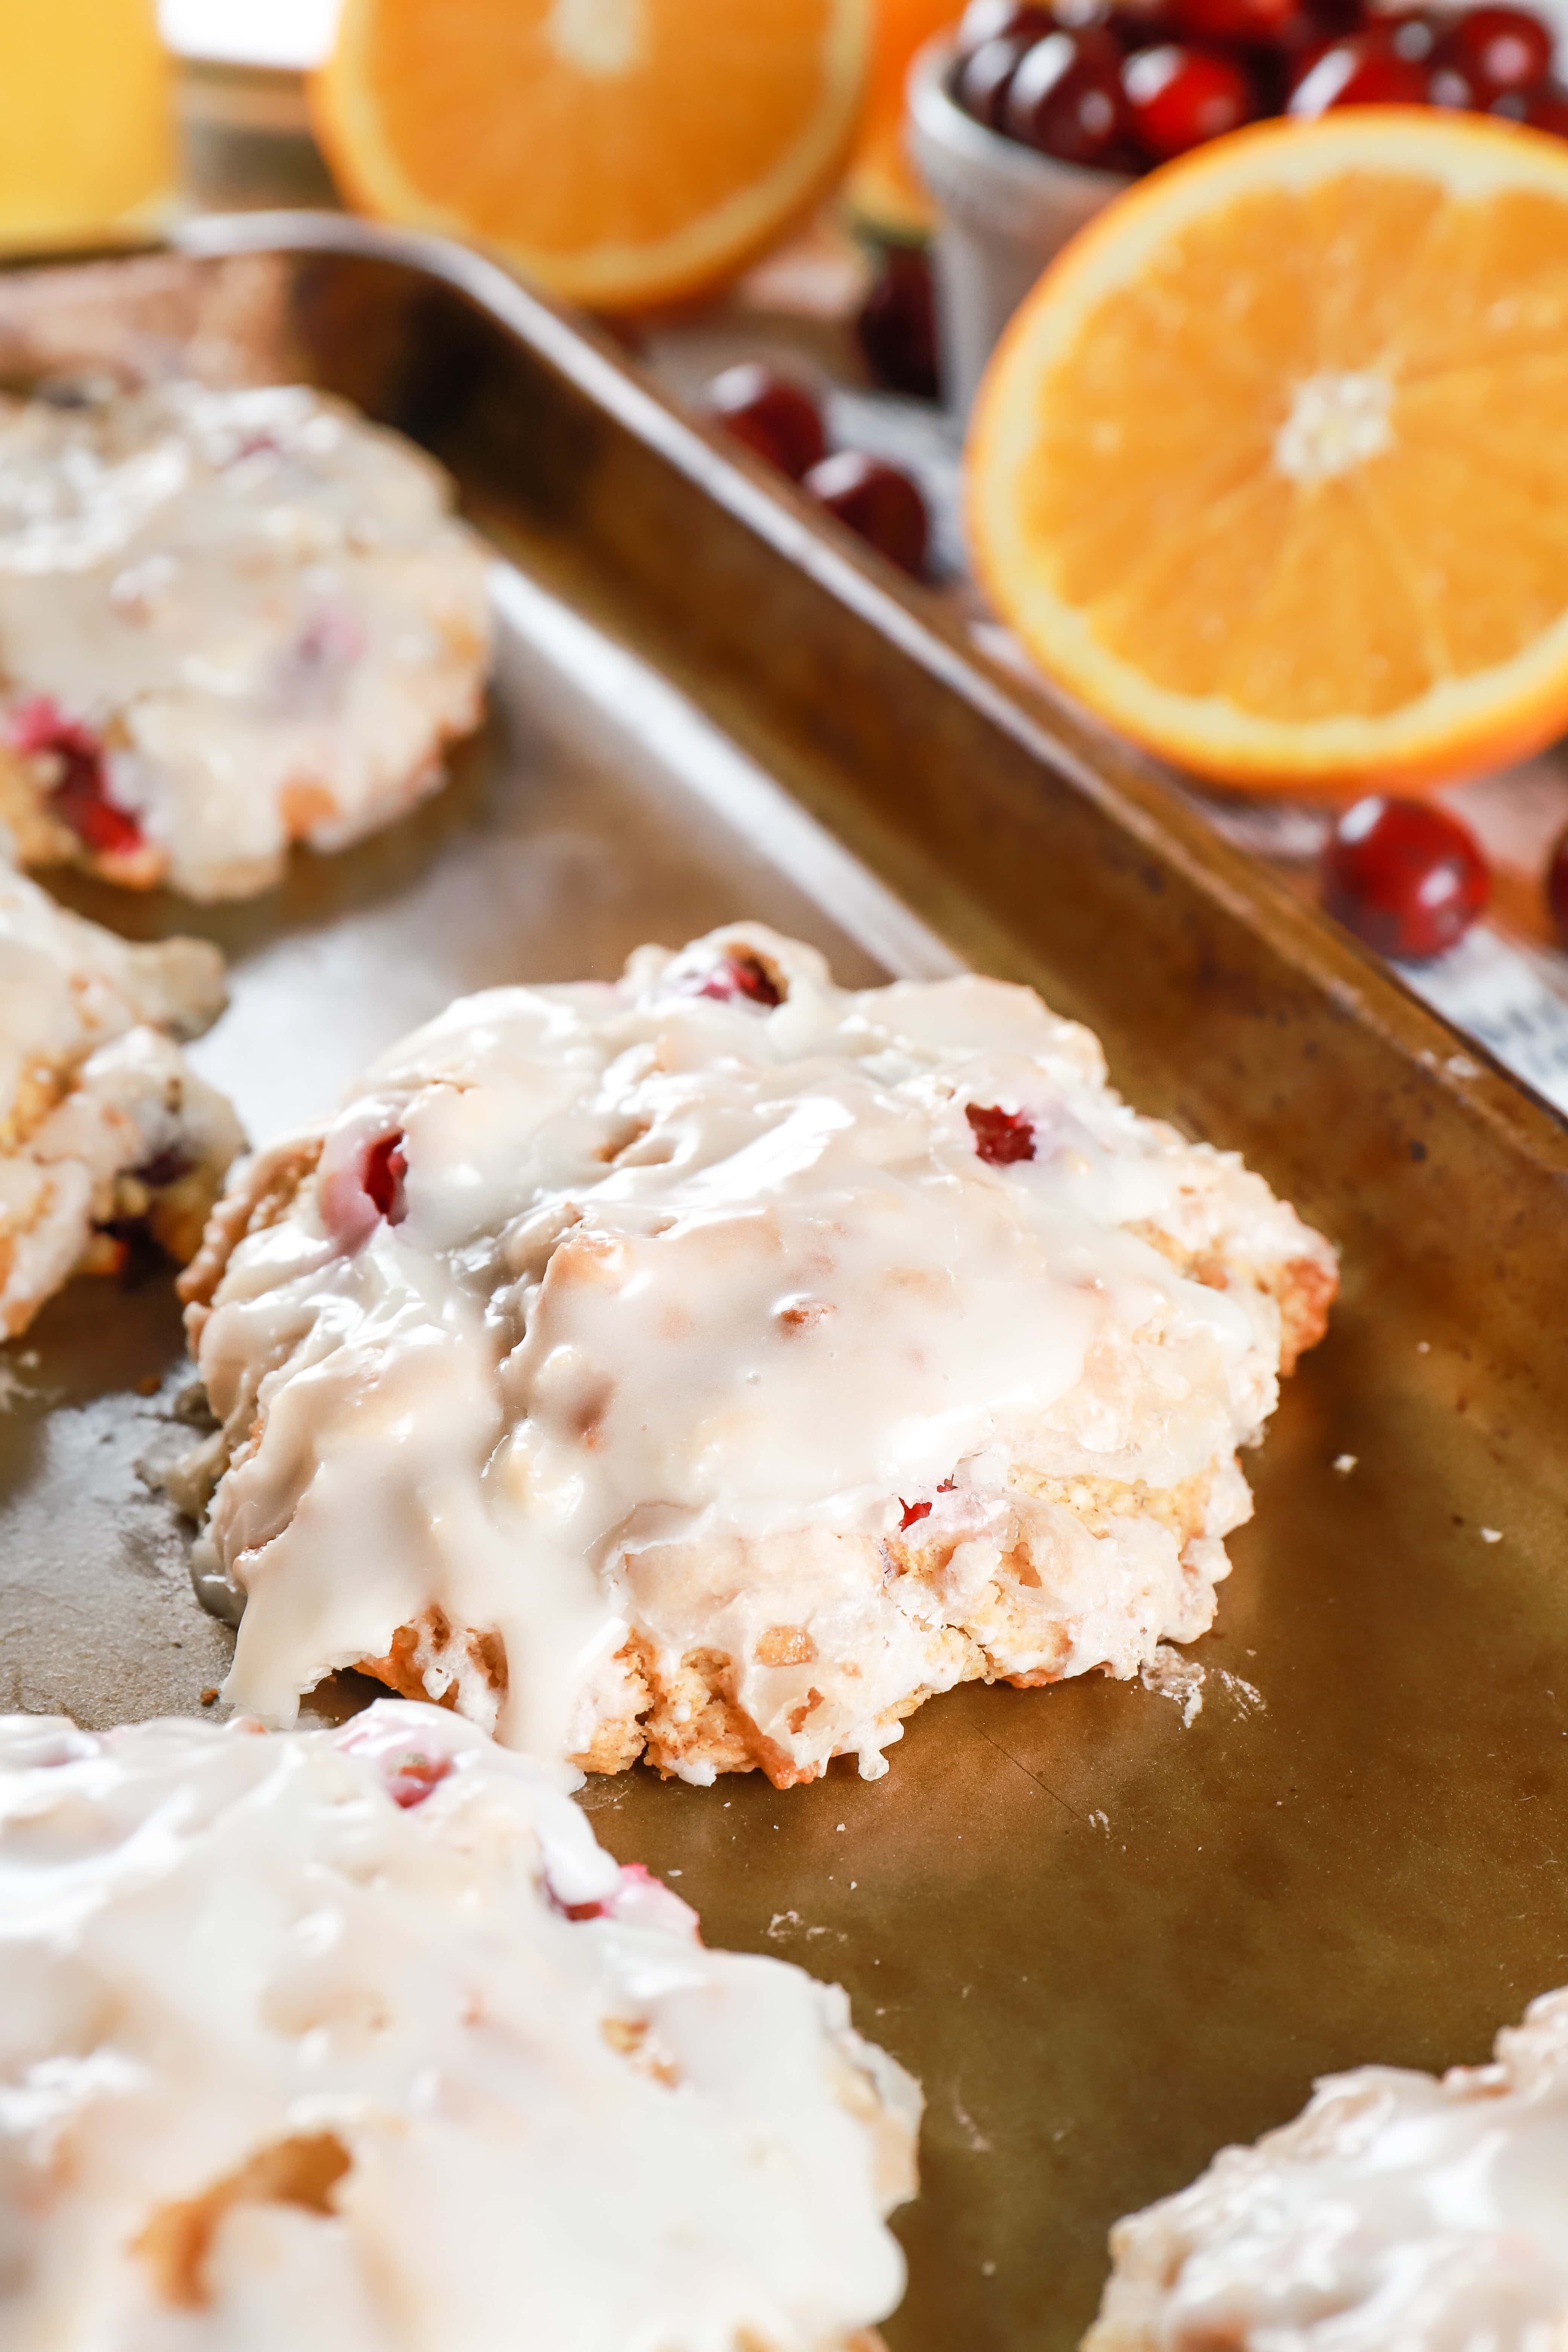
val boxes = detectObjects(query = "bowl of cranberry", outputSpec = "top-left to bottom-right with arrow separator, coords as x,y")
909,0 -> 1568,414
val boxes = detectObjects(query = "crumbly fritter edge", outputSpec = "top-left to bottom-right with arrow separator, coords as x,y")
182,1125 -> 1336,1787
351,1449 -> 1231,1791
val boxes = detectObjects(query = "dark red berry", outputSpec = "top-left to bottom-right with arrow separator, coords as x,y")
1170,0 -> 1296,43
1289,28 -> 1432,107
967,1103 -> 1037,1163
1321,796 -> 1490,961
1518,76 -> 1568,128
386,1752 -> 451,1808
803,452 -> 929,578
1005,28 -> 1133,162
1109,0 -> 1183,44
857,245 -> 940,401
1366,9 -> 1444,61
701,363 -> 826,481
954,29 -> 1039,121
362,1132 -> 408,1224
6,696 -> 144,861
1427,55 -> 1484,103
899,1477 -> 956,1528
542,1877 -> 606,1921
956,0 -> 1054,53
1123,41 -> 1259,154
1436,5 -> 1553,95
1545,822 -> 1568,946
687,952 -> 783,1008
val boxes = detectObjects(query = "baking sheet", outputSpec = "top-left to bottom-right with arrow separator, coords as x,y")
2,225 -> 1568,2352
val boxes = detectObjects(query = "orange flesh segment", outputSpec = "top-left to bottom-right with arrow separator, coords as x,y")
374,6 -> 835,254
315,0 -> 868,307
980,124 -> 1568,773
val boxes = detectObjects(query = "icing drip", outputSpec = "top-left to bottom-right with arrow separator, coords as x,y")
0,380 -> 491,899
0,1700 -> 919,2351
189,925 -> 1332,1769
1088,1991 -> 1568,2350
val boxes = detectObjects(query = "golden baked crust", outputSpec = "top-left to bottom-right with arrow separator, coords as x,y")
178,1138 -> 321,1343
346,1442 -> 1258,1791
182,927 -> 1338,1780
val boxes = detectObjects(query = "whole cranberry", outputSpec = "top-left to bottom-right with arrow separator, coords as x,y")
857,245 -> 940,400
1436,5 -> 1553,95
680,952 -> 783,1008
1110,0 -> 1182,41
1006,28 -> 1133,162
803,451 -> 929,578
1123,42 -> 1259,155
1321,796 -> 1491,961
967,1104 -> 1037,1163
1289,28 -> 1432,108
363,1132 -> 408,1223
954,29 -> 1038,122
1427,55 -> 1485,103
700,364 -> 826,481
1547,822 -> 1568,944
1367,9 -> 1444,60
956,0 -> 1054,52
6,697 -> 143,861
1170,0 -> 1297,43
1518,77 -> 1568,128
319,1125 -> 409,1251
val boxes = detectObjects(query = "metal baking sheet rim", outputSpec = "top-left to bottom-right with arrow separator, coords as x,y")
0,217 -> 1563,2352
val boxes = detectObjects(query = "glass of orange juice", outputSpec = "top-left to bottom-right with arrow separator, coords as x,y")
848,0 -> 961,236
0,0 -> 172,250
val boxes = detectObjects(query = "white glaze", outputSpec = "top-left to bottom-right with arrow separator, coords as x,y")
0,1700 -> 918,2352
189,926 -> 1334,1776
0,381 -> 491,899
0,855 -> 224,1128
0,858 -> 239,1332
1087,1991 -> 1568,2351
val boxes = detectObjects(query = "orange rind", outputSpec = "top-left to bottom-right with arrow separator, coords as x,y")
313,0 -> 873,312
968,110 -> 1568,797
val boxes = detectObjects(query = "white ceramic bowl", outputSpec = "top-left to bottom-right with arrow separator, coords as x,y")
906,33 -> 1133,418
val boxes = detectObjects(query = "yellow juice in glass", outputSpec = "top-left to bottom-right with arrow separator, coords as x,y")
0,0 -> 172,248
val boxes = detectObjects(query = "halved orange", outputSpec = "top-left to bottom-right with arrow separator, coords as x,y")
846,0 -> 954,235
968,110 -> 1568,798
313,0 -> 873,312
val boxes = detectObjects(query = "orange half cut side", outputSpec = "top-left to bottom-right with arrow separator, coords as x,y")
313,0 -> 873,312
967,109 -> 1568,798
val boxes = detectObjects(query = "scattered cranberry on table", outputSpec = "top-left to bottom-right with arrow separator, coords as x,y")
700,363 -> 826,481
803,452 -> 931,577
856,244 -> 941,400
699,360 -> 933,583
951,0 -> 1568,169
1320,796 -> 1491,961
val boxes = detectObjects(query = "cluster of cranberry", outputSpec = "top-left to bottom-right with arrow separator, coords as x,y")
699,363 -> 931,576
951,0 -> 1567,172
